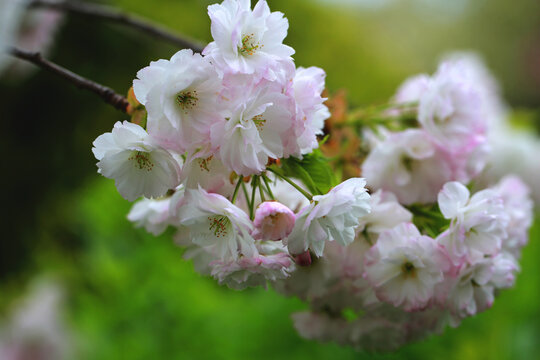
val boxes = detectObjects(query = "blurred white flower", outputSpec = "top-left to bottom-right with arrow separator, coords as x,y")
493,176 -> 533,257
127,190 -> 181,236
437,181 -> 508,264
418,62 -> 486,153
0,0 -> 25,72
362,129 -> 452,205
356,190 -> 412,235
0,279 -> 72,360
363,223 -> 450,311
211,250 -> 293,290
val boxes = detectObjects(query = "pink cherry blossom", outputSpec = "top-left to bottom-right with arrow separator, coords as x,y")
364,223 -> 450,312
362,129 -> 453,205
252,201 -> 295,241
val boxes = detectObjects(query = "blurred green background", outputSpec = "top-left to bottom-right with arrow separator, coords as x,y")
1,0 -> 540,359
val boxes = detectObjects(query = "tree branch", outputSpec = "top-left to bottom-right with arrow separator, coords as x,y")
28,0 -> 205,52
9,47 -> 129,113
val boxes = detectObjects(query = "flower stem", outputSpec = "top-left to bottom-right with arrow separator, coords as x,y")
348,101 -> 418,119
258,177 -> 266,203
262,174 -> 275,200
266,168 -> 313,201
231,175 -> 243,204
338,112 -> 417,129
241,182 -> 251,214
250,177 -> 258,220
335,101 -> 419,130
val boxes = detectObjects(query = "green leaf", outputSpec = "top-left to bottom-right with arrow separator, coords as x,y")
278,149 -> 338,195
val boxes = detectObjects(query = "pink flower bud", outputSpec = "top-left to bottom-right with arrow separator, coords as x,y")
252,201 -> 296,241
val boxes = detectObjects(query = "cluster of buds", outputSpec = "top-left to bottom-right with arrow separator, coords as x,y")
91,0 -> 534,351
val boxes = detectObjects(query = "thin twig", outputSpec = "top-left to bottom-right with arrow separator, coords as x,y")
9,47 -> 129,113
28,0 -> 205,52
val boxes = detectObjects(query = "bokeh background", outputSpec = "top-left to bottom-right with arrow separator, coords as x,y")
1,0 -> 540,359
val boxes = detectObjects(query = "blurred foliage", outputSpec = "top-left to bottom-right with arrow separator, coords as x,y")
1,0 -> 540,358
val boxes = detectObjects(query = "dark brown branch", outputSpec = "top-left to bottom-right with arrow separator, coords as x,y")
28,0 -> 205,52
9,47 -> 129,113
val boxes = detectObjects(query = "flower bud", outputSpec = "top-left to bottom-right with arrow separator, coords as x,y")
252,201 -> 295,241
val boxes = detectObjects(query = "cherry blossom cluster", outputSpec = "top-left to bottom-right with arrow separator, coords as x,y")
92,0 -> 370,290
90,0 -> 534,352
275,55 -> 534,350
362,55 -> 496,205
281,175 -> 532,350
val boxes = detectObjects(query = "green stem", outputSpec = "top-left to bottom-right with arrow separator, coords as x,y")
250,176 -> 258,220
241,182 -> 251,214
262,174 -> 275,200
266,168 -> 313,201
349,101 -> 418,119
339,112 -> 417,129
409,205 -> 446,221
258,177 -> 266,203
231,175 -> 243,204
363,228 -> 373,245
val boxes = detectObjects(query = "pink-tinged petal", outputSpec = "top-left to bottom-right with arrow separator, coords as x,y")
438,181 -> 470,219
253,201 -> 295,241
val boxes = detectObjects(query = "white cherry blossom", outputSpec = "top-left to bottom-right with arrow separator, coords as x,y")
356,190 -> 412,235
418,61 -> 486,153
287,178 -> 370,257
92,121 -> 181,201
290,66 -> 330,156
493,175 -> 533,256
127,189 -> 181,236
362,129 -> 453,205
204,0 -> 294,80
178,187 -> 256,261
393,74 -> 430,104
211,75 -> 295,175
440,52 -> 507,127
363,223 -> 450,312
211,251 -> 293,290
181,149 -> 235,197
442,259 -> 495,321
133,49 -> 223,153
437,181 -> 508,264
